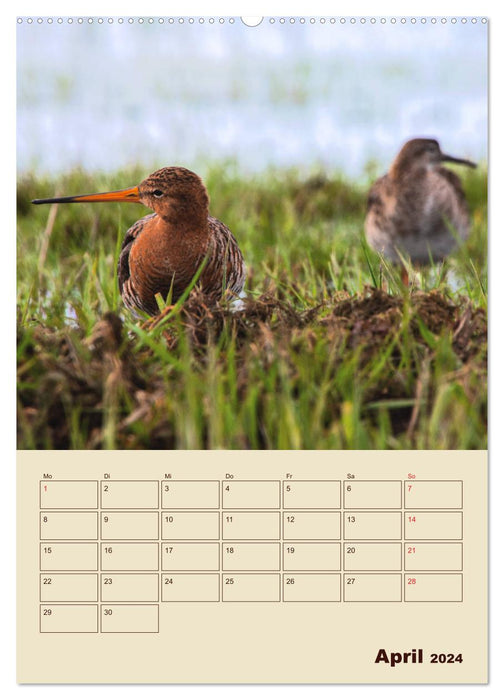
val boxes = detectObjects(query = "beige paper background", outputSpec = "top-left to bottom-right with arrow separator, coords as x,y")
18,450 -> 487,684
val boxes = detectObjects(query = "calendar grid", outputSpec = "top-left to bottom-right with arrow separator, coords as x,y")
38,477 -> 464,631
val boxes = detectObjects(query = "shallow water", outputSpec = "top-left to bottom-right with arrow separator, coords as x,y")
17,19 -> 487,177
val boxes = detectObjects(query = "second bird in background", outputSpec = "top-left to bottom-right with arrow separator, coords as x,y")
364,138 -> 476,278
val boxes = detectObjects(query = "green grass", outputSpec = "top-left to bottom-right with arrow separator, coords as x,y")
17,163 -> 487,449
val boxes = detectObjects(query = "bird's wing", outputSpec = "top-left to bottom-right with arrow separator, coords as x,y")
117,212 -> 157,295
204,216 -> 246,297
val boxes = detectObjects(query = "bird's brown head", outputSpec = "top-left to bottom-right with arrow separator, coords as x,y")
137,167 -> 209,224
32,166 -> 210,227
391,138 -> 477,179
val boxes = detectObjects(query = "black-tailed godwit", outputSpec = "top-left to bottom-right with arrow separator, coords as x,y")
33,166 -> 246,316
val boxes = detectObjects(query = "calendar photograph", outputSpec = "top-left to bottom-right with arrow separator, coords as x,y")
16,16 -> 487,450
15,15 -> 489,688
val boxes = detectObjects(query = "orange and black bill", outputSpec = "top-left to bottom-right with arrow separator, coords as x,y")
441,154 -> 477,168
32,186 -> 141,205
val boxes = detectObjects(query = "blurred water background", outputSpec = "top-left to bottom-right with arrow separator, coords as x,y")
17,18 -> 487,179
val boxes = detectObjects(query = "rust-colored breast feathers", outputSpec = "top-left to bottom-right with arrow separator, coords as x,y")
118,213 -> 245,316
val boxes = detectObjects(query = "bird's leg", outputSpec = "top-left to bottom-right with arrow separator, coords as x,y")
379,263 -> 387,292
140,304 -> 177,331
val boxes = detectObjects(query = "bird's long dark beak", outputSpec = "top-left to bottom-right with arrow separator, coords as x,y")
441,153 -> 477,169
32,186 -> 141,205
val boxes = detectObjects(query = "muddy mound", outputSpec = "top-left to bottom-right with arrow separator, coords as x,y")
17,289 -> 487,449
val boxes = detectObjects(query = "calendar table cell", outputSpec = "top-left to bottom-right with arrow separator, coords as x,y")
101,512 -> 159,540
344,481 -> 401,509
101,605 -> 159,632
101,573 -> 159,602
283,543 -> 341,571
283,481 -> 341,509
283,574 -> 341,602
222,512 -> 280,540
404,574 -> 463,602
40,574 -> 98,602
40,604 -> 98,633
222,481 -> 280,509
404,512 -> 462,540
40,542 -> 98,571
162,512 -> 219,540
344,543 -> 402,571
40,480 -> 98,509
40,512 -> 98,540
222,574 -> 280,602
344,574 -> 402,602
100,481 -> 159,509
283,512 -> 341,540
404,481 -> 463,509
161,574 -> 220,602
101,543 -> 159,571
404,543 -> 463,571
222,543 -> 280,571
162,481 -> 220,509
344,512 -> 401,540
161,543 -> 220,571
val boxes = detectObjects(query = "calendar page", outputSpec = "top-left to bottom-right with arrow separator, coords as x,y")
16,14 -> 488,685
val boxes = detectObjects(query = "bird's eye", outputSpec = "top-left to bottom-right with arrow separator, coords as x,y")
152,190 -> 163,198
